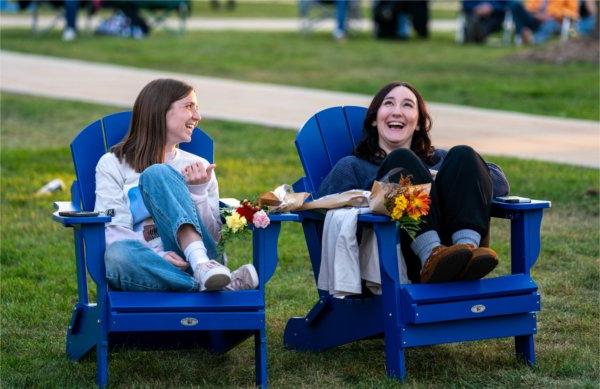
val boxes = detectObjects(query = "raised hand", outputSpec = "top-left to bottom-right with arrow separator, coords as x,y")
182,162 -> 215,185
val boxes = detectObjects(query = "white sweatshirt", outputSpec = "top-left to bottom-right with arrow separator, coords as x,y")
94,149 -> 221,255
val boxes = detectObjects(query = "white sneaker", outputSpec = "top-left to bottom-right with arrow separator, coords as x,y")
194,260 -> 231,291
226,264 -> 259,291
62,28 -> 76,42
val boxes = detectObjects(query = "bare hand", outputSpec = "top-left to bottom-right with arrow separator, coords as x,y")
182,162 -> 215,185
163,251 -> 189,270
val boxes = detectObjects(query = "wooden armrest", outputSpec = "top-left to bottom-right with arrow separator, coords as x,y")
297,210 -> 392,224
268,213 -> 302,222
52,201 -> 111,226
492,198 -> 551,210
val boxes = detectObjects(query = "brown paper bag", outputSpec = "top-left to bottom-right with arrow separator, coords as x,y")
258,185 -> 310,213
368,181 -> 391,216
298,190 -> 370,211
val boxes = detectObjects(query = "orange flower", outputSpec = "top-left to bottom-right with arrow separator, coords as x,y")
406,189 -> 431,220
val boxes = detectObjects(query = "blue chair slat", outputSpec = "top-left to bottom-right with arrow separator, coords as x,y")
180,129 -> 214,164
285,105 -> 549,382
71,120 -> 106,211
56,111 -> 275,387
406,293 -> 540,324
111,312 -> 266,333
315,107 -> 356,168
294,116 -> 333,196
110,290 -> 264,312
102,111 -> 132,149
342,106 -> 367,145
401,274 -> 537,304
401,313 -> 537,348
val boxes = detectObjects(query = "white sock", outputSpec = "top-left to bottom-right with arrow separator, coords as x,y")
183,240 -> 209,269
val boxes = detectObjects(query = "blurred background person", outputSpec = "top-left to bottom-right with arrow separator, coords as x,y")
509,0 -> 579,44
373,0 -> 429,40
576,0 -> 598,36
462,0 -> 508,43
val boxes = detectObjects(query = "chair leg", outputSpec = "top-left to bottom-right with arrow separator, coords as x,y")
96,289 -> 110,388
384,343 -> 407,382
96,339 -> 109,388
284,296 -> 384,351
66,304 -> 98,361
255,328 -> 268,388
515,335 -> 535,366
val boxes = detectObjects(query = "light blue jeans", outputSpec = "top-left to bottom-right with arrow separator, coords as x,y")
533,19 -> 560,45
104,164 -> 219,291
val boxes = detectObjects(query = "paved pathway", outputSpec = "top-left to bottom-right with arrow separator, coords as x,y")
1,50 -> 598,168
0,14 -> 457,32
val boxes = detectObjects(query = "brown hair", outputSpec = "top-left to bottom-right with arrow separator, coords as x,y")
112,78 -> 194,172
354,81 -> 435,165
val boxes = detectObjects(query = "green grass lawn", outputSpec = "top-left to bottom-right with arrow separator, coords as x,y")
1,29 -> 598,121
1,92 -> 599,387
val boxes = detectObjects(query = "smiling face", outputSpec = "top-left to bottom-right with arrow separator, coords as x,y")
165,90 -> 201,149
375,85 -> 419,154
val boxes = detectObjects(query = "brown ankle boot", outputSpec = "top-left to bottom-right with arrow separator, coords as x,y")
420,244 -> 472,284
455,246 -> 499,281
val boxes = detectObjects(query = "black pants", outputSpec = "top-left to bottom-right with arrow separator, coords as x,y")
373,0 -> 429,39
464,10 -> 506,43
376,146 -> 492,282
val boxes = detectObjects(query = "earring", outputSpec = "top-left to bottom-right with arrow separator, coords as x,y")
371,121 -> 376,127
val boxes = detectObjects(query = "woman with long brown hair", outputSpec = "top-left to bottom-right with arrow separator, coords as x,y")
95,78 -> 257,292
318,81 -> 509,284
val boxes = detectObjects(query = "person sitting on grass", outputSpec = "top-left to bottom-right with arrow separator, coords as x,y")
508,0 -> 579,45
318,81 -> 510,284
95,78 -> 258,292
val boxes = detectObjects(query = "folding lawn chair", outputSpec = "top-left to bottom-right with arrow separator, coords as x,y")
282,106 -> 551,381
52,111 -> 293,387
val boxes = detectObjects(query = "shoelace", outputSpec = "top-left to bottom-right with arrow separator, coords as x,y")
229,278 -> 243,290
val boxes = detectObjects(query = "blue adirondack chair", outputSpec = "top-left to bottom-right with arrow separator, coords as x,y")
283,106 -> 551,381
52,111 -> 294,387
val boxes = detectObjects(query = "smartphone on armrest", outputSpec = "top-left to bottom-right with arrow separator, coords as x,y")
496,196 -> 531,203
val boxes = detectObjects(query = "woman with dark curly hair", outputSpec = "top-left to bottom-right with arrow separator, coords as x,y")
318,81 -> 510,284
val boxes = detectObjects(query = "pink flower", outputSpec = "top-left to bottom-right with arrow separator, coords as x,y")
252,210 -> 270,229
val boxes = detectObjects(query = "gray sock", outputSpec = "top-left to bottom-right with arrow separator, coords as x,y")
410,230 -> 441,266
452,229 -> 481,247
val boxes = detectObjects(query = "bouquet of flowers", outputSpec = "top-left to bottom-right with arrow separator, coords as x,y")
218,199 -> 270,254
369,175 -> 431,240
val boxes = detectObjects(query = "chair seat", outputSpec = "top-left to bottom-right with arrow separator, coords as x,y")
401,274 -> 537,304
399,275 -> 540,324
109,290 -> 264,312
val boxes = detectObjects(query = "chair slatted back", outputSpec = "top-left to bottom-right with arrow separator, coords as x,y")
71,111 -> 213,211
294,106 -> 367,196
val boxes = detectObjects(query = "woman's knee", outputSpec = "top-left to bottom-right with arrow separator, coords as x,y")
445,145 -> 486,167
447,145 -> 478,160
386,148 -> 420,162
379,148 -> 429,182
141,163 -> 172,180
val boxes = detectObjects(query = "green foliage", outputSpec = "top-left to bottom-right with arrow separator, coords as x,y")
1,93 -> 599,387
1,29 -> 598,120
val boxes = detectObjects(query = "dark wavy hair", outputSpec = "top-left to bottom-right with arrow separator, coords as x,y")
354,81 -> 435,165
112,79 -> 194,172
